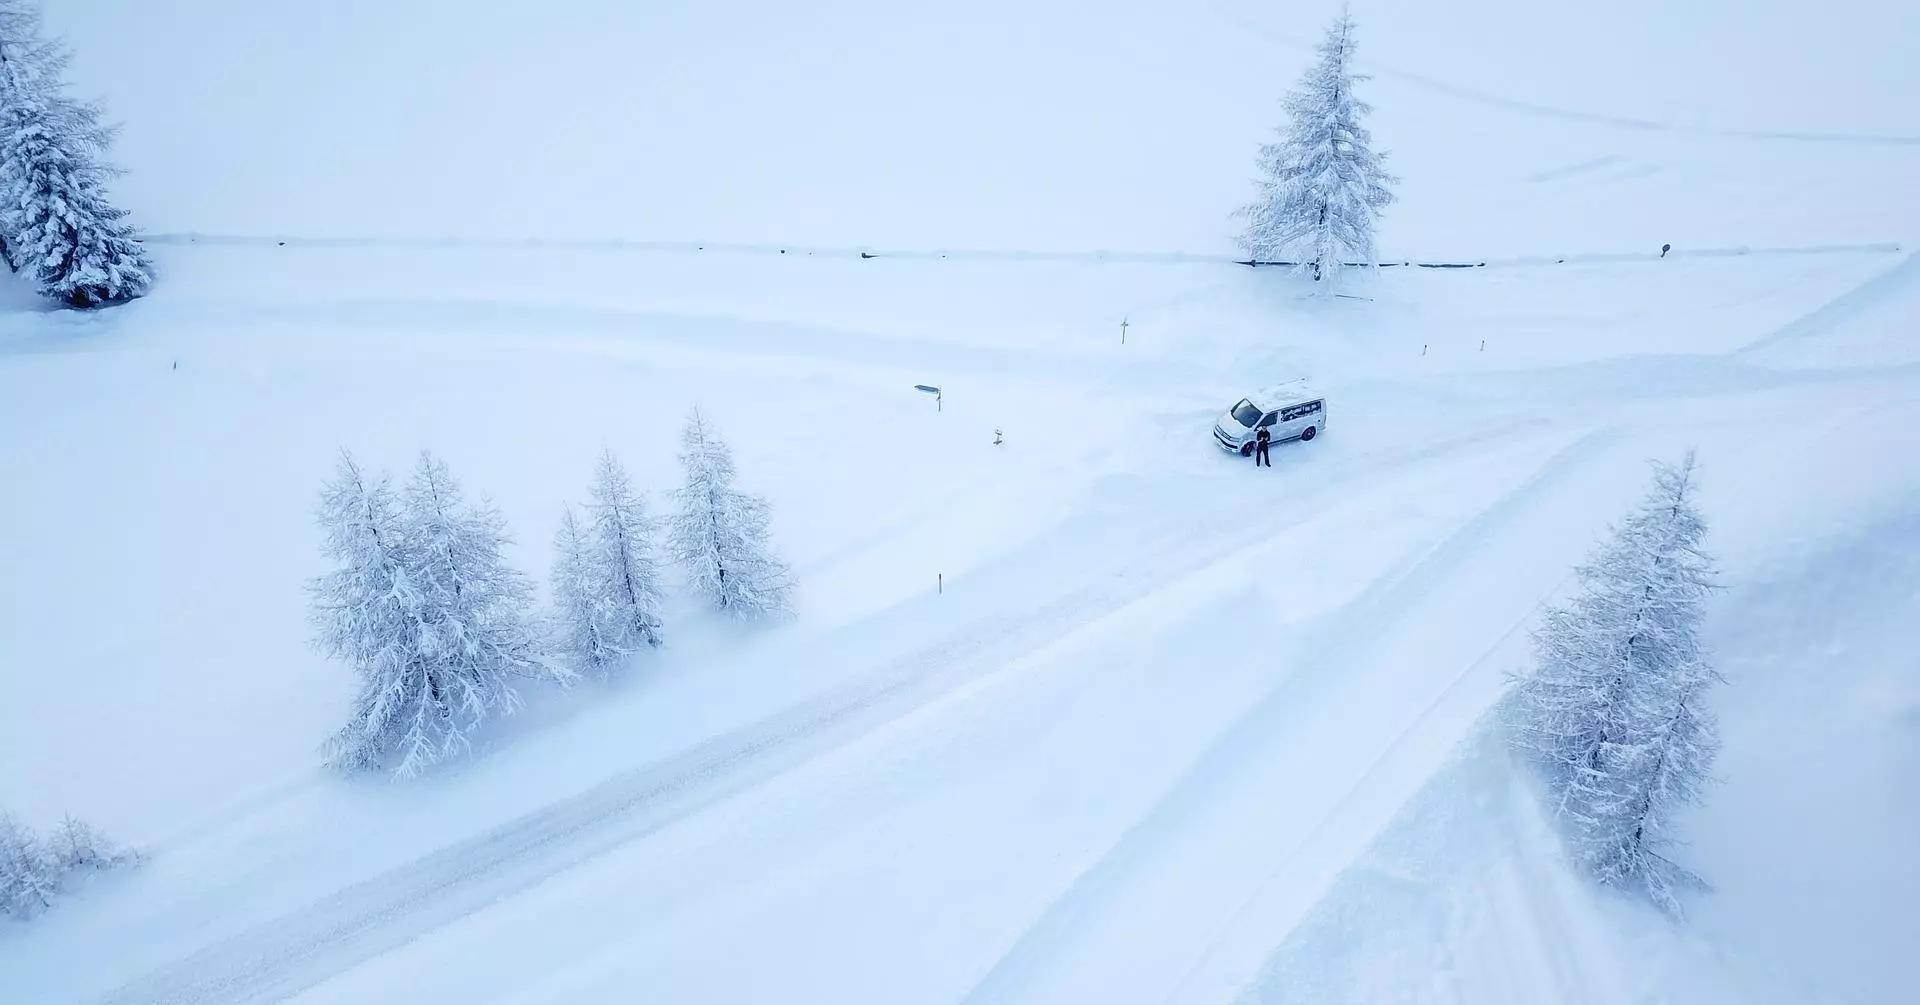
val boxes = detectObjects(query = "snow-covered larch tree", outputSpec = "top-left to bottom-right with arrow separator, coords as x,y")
0,812 -> 58,918
669,409 -> 793,619
311,454 -> 431,776
550,503 -> 613,670
551,453 -> 667,674
1235,5 -> 1396,283
0,0 -> 151,307
46,813 -> 132,871
313,452 -> 563,779
584,451 -> 665,652
0,812 -> 134,920
397,452 -> 563,765
1508,451 -> 1722,916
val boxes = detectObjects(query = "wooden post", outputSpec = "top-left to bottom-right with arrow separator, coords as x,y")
938,573 -> 943,594
1120,317 -> 1129,345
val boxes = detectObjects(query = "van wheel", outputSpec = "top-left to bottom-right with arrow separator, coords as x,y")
1240,442 -> 1255,457
1301,425 -> 1317,441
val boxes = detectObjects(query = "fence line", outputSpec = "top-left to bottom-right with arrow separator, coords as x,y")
1242,241 -> 1904,270
142,232 -> 1902,270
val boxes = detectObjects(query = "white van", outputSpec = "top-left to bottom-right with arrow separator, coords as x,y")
1212,384 -> 1327,456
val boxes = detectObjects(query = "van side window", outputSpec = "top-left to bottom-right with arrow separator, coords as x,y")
1259,412 -> 1279,426
1279,400 -> 1322,422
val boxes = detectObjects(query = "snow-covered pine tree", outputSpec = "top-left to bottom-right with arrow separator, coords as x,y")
550,503 -> 613,670
0,0 -> 151,307
314,452 -> 561,778
0,0 -> 50,274
1508,452 -> 1722,916
1235,4 -> 1396,283
311,454 -> 431,776
0,812 -> 58,918
552,456 -> 669,676
669,409 -> 793,619
395,451 -> 564,771
47,813 -> 132,871
585,450 -> 665,654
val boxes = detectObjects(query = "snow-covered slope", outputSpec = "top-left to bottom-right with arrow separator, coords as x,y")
45,0 -> 1920,252
4,2 -> 1918,1002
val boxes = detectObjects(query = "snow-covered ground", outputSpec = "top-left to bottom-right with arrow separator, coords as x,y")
4,1 -> 1918,1002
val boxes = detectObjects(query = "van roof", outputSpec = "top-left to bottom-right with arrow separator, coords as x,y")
1247,383 -> 1322,409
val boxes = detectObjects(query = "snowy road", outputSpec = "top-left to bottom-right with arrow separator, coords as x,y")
957,429 -> 1628,1005
91,415 -> 1565,1005
256,407 -> 1748,1005
64,355 -> 1920,1005
0,250 -> 1903,1004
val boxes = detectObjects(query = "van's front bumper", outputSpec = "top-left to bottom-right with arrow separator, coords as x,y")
1213,426 -> 1246,452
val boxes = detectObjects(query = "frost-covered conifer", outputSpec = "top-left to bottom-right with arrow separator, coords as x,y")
396,452 -> 560,765
0,813 -> 57,918
45,813 -> 133,871
1235,5 -> 1395,282
0,0 -> 150,306
669,410 -> 793,619
313,452 -> 561,778
312,455 -> 428,775
1509,452 -> 1722,916
552,452 -> 667,673
586,451 -> 666,651
551,504 -> 611,669
0,812 -> 133,920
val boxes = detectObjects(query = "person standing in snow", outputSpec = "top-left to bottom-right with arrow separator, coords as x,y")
1255,425 -> 1273,467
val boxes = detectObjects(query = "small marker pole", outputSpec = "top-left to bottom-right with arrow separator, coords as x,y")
938,573 -> 943,595
1479,339 -> 1485,352
1120,317 -> 1129,345
1422,343 -> 1428,356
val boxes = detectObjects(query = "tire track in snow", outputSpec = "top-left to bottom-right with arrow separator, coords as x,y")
1736,250 -> 1920,354
89,421 -> 1547,1005
1170,576 -> 1586,1004
956,426 -> 1620,1005
1224,735 -> 1621,1005
1207,0 -> 1920,147
1523,155 -> 1627,184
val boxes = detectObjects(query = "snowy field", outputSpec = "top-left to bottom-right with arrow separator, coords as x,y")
3,1 -> 1919,1002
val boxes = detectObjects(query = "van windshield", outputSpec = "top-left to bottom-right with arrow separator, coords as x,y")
1231,400 -> 1263,426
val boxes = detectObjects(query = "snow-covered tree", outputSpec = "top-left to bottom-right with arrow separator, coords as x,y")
46,813 -> 133,871
396,452 -> 561,765
585,451 -> 666,651
669,409 -> 793,619
312,454 -> 429,775
313,452 -> 564,779
0,812 -> 135,921
1508,452 -> 1722,916
550,504 -> 611,669
0,813 -> 57,918
552,452 -> 667,673
1235,5 -> 1396,283
0,0 -> 151,307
